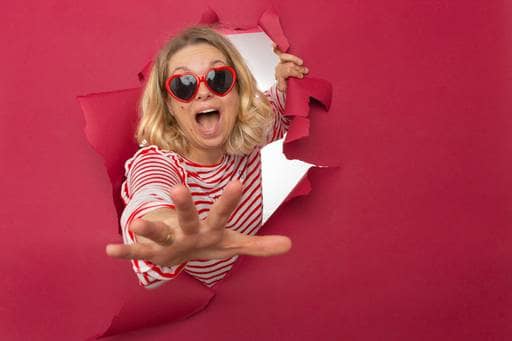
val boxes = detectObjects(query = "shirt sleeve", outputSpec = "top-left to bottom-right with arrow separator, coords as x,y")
120,146 -> 187,289
264,83 -> 290,144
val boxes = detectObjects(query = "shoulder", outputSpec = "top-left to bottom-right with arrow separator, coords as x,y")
124,145 -> 181,174
121,146 -> 184,203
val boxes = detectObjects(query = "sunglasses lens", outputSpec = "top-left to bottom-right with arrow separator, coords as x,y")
170,75 -> 197,100
206,68 -> 234,94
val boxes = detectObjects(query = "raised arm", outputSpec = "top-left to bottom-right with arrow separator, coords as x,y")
265,45 -> 309,143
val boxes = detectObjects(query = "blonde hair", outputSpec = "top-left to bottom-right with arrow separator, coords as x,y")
136,26 -> 274,155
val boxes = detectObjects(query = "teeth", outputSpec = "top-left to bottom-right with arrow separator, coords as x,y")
198,108 -> 217,114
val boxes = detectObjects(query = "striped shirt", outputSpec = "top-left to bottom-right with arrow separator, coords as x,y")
120,85 -> 288,288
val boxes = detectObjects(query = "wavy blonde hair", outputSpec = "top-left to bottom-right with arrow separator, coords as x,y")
136,26 -> 274,156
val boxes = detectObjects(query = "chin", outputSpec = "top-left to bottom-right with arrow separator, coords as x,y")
200,135 -> 229,150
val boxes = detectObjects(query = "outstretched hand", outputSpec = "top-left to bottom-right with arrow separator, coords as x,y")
106,180 -> 292,267
273,43 -> 309,92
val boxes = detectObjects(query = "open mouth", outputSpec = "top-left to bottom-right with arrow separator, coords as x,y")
195,108 -> 221,135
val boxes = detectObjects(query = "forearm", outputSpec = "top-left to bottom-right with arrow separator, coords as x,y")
121,199 -> 186,287
265,84 -> 290,143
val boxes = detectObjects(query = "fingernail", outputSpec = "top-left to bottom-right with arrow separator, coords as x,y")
105,245 -> 114,255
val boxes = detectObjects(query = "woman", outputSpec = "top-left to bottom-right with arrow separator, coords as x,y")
106,26 -> 309,288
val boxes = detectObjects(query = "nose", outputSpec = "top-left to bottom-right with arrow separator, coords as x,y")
195,80 -> 213,101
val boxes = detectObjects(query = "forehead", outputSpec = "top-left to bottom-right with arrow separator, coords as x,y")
168,43 -> 227,74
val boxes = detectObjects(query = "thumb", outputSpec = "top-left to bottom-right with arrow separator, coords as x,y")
130,218 -> 171,245
272,42 -> 283,56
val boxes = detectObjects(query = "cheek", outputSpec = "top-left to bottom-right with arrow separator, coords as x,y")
169,102 -> 189,120
226,93 -> 240,119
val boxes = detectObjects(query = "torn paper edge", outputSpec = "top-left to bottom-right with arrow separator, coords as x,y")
79,6 -> 333,339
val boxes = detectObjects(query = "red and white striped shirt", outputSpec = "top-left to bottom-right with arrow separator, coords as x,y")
120,85 -> 288,288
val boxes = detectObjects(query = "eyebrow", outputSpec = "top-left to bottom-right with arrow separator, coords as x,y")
171,59 -> 227,74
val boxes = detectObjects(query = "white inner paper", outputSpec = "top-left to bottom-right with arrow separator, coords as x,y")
226,31 -> 314,223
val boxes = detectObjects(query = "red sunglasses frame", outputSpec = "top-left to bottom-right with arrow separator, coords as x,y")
164,65 -> 237,103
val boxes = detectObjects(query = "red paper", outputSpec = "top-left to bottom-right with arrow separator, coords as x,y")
258,8 -> 290,52
198,7 -> 220,25
1,1 -> 510,340
75,6 -> 331,337
100,275 -> 214,337
78,88 -> 141,219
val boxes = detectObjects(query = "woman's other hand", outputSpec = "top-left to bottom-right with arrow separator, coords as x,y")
273,43 -> 309,92
105,180 -> 292,267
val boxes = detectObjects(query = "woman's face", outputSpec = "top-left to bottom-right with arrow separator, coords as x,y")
166,43 -> 240,164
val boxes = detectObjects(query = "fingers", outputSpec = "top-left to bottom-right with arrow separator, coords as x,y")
207,180 -> 243,230
106,242 -> 154,260
130,219 -> 174,246
272,43 -> 309,92
275,63 -> 309,92
279,63 -> 308,79
238,234 -> 292,257
171,184 -> 200,235
272,43 -> 304,66
279,52 -> 304,66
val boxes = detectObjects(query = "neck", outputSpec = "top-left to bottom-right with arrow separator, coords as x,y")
184,148 -> 225,166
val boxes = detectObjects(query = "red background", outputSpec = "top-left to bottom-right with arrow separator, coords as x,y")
1,0 -> 511,340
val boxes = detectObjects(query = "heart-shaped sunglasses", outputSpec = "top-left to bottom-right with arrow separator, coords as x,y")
165,66 -> 237,103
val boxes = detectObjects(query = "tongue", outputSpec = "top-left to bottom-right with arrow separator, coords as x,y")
196,112 -> 220,130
